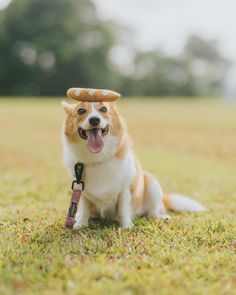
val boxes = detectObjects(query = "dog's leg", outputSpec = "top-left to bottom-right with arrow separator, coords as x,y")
73,195 -> 91,229
118,188 -> 133,229
144,173 -> 171,221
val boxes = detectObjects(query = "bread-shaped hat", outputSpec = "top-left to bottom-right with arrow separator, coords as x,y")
67,88 -> 121,102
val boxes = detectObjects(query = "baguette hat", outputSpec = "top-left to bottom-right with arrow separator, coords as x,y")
67,88 -> 121,102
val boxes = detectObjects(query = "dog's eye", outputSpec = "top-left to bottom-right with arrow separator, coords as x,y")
78,108 -> 86,115
99,106 -> 107,113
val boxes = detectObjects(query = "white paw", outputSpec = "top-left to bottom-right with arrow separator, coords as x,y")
120,219 -> 133,229
73,219 -> 88,229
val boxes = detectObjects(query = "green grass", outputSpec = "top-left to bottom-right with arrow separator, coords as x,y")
0,98 -> 236,295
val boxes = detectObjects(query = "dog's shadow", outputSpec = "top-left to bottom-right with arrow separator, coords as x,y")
31,216 -> 156,251
31,218 -> 124,246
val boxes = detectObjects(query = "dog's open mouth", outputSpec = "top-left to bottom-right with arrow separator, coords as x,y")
78,126 -> 109,153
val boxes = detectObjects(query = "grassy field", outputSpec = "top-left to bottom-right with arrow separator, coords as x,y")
0,98 -> 236,295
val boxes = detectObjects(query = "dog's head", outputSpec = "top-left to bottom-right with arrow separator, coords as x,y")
61,101 -> 123,154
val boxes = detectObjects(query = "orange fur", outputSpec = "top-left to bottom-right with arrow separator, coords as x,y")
63,102 -> 92,143
130,157 -> 145,211
115,134 -> 129,159
163,194 -> 171,211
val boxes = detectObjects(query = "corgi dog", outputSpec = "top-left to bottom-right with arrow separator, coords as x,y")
61,94 -> 205,229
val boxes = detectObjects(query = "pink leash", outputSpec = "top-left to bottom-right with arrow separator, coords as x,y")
65,163 -> 84,229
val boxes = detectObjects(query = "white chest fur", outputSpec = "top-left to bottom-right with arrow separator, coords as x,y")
85,151 -> 134,193
84,155 -> 133,217
62,134 -> 136,218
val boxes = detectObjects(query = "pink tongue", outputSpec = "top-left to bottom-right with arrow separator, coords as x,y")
86,129 -> 104,153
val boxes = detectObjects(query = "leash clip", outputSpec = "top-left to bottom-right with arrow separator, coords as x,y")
74,162 -> 84,183
71,162 -> 84,190
71,180 -> 84,191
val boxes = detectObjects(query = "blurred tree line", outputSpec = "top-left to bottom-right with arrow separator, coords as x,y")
0,0 -> 231,96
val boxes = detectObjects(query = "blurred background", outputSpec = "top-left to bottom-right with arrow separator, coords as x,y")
0,0 -> 235,98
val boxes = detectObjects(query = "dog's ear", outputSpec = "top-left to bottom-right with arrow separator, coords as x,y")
61,101 -> 72,114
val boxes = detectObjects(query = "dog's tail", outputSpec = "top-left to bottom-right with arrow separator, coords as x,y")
163,194 -> 205,212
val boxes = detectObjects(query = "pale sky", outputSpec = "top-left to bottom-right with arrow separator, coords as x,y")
94,0 -> 236,57
94,0 -> 236,86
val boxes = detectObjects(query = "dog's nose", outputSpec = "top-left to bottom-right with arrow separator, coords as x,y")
89,117 -> 100,126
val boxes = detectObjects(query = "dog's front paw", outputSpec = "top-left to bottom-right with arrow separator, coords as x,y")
120,219 -> 133,229
73,219 -> 89,230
